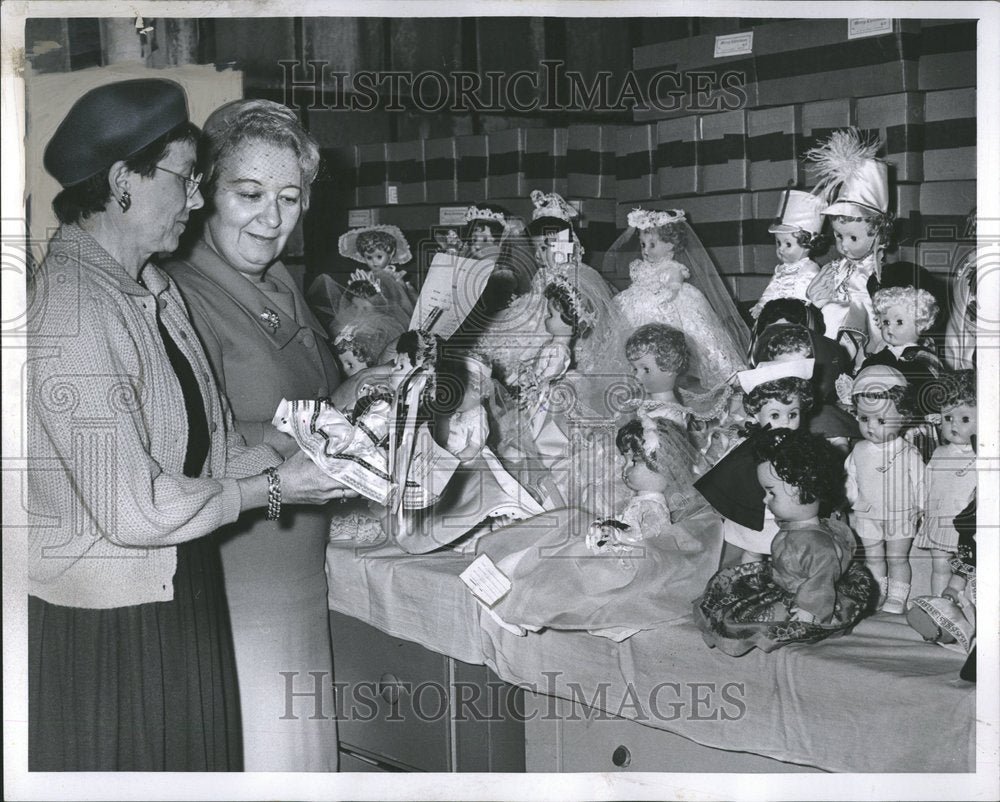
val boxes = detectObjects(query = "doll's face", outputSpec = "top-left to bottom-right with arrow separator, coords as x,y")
639,230 -> 674,263
772,348 -> 811,364
390,351 -> 418,390
351,296 -> 377,313
878,303 -> 920,348
774,233 -> 808,265
755,399 -> 802,430
458,370 -> 489,412
756,461 -> 817,522
623,451 -> 669,494
362,246 -> 393,271
831,218 -> 876,261
338,348 -> 368,377
470,225 -> 495,255
854,395 -> 904,444
940,403 -> 976,445
544,300 -> 574,337
629,351 -> 677,396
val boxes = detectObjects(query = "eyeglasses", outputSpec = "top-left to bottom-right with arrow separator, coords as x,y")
153,165 -> 203,198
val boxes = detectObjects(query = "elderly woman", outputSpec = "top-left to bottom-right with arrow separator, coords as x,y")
163,100 -> 341,771
27,80 -> 351,772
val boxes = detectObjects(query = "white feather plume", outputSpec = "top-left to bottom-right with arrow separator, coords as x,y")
806,128 -> 882,204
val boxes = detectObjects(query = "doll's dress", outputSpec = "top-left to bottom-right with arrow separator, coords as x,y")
475,495 -> 724,641
693,518 -> 878,656
750,257 -> 821,319
808,252 -> 882,353
914,442 -> 976,552
614,257 -> 746,388
633,400 -> 709,512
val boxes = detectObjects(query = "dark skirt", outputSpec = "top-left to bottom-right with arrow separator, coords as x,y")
29,537 -> 242,771
693,559 -> 878,657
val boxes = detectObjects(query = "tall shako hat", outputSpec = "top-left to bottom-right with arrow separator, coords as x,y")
807,128 -> 889,218
44,79 -> 189,187
768,189 -> 825,235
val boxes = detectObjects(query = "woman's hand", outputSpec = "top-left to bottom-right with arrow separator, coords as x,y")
263,426 -> 300,459
277,451 -> 360,505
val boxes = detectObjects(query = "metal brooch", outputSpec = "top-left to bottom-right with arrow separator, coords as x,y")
259,307 -> 280,333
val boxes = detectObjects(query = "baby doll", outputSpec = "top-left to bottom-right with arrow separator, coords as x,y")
913,370 -> 977,595
612,207 -> 747,388
694,359 -> 816,564
694,428 -> 878,657
463,203 -> 509,258
751,189 -> 827,319
845,366 -> 925,614
861,285 -> 944,415
337,225 -> 417,315
805,129 -> 893,358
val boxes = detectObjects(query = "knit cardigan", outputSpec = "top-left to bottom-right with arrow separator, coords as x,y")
27,225 -> 280,609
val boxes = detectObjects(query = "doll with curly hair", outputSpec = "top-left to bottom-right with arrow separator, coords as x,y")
693,428 -> 878,656
860,285 -> 944,414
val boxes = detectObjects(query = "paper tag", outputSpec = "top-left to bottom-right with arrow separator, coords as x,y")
847,19 -> 893,39
460,554 -> 512,607
439,206 -> 470,226
714,31 -> 753,58
348,208 -> 378,227
387,185 -> 399,205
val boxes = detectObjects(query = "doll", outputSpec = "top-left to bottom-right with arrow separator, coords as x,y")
913,370 -> 977,595
332,314 -> 406,377
750,189 -> 827,319
474,416 -> 723,641
845,366 -> 925,613
337,225 -> 417,316
805,129 -> 893,358
693,428 -> 878,656
861,285 -> 944,415
694,358 -> 816,564
326,268 -> 412,343
610,208 -> 748,388
462,203 -> 509,258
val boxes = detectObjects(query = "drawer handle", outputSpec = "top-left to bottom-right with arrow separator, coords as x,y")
378,672 -> 406,706
612,745 -> 631,768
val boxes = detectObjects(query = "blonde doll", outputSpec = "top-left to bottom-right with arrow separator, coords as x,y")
610,208 -> 748,389
845,366 -> 925,613
914,370 -> 976,595
751,189 -> 827,318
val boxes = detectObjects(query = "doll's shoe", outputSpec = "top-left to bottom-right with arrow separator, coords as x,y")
875,576 -> 888,609
881,579 -> 910,615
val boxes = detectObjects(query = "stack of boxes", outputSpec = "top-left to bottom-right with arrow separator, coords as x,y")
309,18 -> 975,301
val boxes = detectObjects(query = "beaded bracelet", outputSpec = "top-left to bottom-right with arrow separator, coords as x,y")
263,466 -> 282,521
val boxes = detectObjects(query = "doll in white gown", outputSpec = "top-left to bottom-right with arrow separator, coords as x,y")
610,208 -> 749,389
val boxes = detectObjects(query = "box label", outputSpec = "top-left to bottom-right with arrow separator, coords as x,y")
348,209 -> 377,227
848,19 -> 893,39
714,31 -> 753,58
439,206 -> 470,226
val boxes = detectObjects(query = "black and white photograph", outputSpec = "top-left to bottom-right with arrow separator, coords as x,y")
2,1 -> 997,800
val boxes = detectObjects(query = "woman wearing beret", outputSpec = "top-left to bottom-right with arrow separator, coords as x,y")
27,79 -> 352,771
163,100 -> 341,771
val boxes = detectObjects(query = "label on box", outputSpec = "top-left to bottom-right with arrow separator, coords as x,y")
460,554 -> 512,607
439,206 -> 469,226
387,185 -> 399,205
348,208 -> 377,227
714,31 -> 753,58
848,19 -> 893,39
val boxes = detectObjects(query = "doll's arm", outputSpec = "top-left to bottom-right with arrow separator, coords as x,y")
844,451 -> 860,506
806,263 -> 845,309
789,534 -> 843,623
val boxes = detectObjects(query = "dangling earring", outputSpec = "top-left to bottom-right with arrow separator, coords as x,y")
118,191 -> 131,213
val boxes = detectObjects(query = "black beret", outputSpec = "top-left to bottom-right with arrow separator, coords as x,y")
44,79 -> 189,187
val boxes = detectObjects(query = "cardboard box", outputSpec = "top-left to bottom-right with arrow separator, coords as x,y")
317,145 -> 359,207
456,134 -> 489,202
922,88 -> 976,181
800,98 -> 856,189
748,189 -> 785,275
747,105 -> 803,190
697,109 -> 748,193
525,128 -> 568,196
567,124 -> 616,199
386,140 -> 426,205
486,128 -> 526,198
424,137 -> 458,203
918,20 -> 976,91
355,142 -> 388,207
615,124 -> 655,202
856,93 -> 924,183
754,19 -> 920,107
655,116 -> 698,196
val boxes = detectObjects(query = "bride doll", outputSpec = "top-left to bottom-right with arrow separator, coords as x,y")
609,208 -> 749,389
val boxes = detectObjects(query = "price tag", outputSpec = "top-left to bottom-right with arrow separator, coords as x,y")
848,19 -> 893,39
460,554 -> 512,607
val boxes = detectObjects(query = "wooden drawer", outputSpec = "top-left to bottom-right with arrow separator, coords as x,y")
524,693 -> 819,773
329,611 -> 452,772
